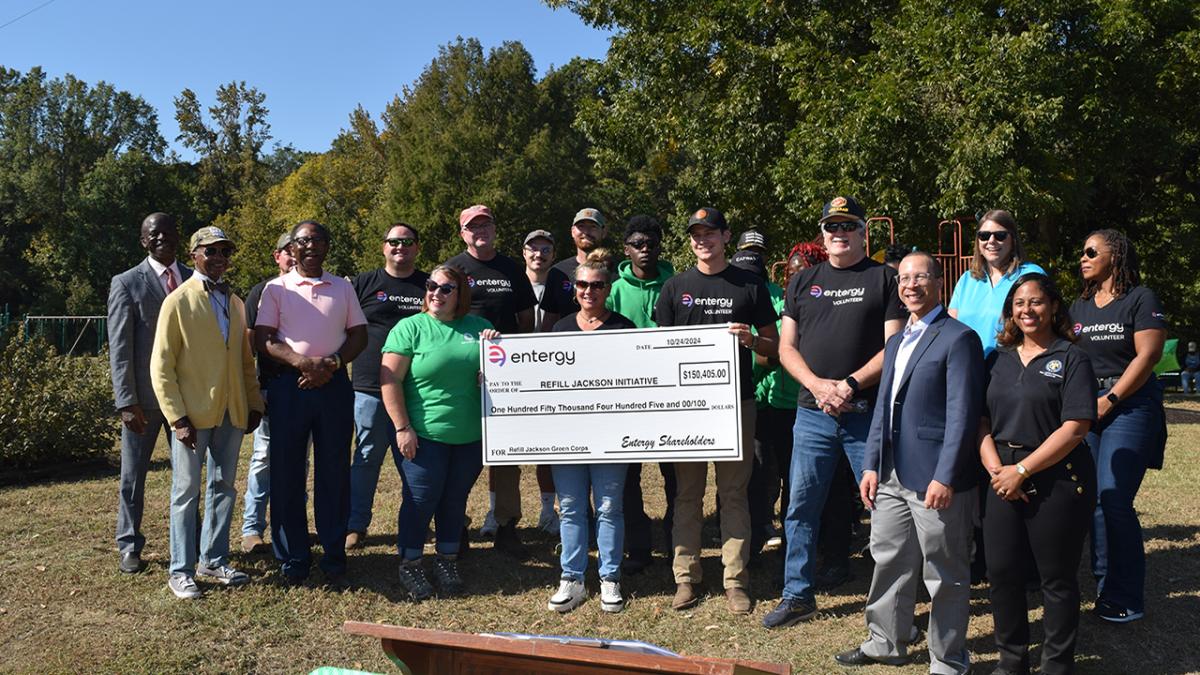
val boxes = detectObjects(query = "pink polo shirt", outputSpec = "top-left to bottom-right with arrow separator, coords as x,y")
256,269 -> 367,357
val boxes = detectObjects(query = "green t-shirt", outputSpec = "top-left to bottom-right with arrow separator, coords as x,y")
753,282 -> 801,409
381,312 -> 493,444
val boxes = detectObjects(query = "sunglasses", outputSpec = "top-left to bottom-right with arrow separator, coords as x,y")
1083,246 -> 1103,259
822,221 -> 863,234
202,245 -> 235,258
293,235 -> 329,247
385,237 -> 417,248
977,230 -> 1010,242
625,238 -> 660,250
574,280 -> 609,292
424,280 -> 457,295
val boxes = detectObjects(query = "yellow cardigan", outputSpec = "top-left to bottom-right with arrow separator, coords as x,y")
151,276 -> 265,429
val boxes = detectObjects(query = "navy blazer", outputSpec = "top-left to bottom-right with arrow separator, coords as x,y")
107,258 -> 192,411
864,308 -> 985,493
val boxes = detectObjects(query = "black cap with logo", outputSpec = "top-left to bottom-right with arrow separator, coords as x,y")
819,196 -> 866,223
686,206 -> 728,230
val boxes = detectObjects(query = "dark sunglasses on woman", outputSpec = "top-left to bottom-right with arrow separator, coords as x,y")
1082,247 -> 1102,259
574,280 -> 608,291
977,230 -> 1010,242
424,280 -> 457,295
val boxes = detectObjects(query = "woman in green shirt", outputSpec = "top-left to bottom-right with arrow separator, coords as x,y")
381,264 -> 497,601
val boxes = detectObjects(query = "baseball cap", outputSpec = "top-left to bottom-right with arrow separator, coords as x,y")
459,204 -> 494,228
730,250 -> 766,280
523,229 -> 555,246
572,208 -> 606,228
819,196 -> 866,223
189,226 -> 233,250
274,232 -> 293,251
686,207 -> 728,230
737,230 -> 767,251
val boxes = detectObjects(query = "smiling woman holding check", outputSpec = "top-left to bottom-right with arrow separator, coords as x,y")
379,264 -> 499,602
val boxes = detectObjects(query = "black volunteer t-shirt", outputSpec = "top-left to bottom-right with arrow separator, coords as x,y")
551,311 -> 637,332
984,339 -> 1097,448
654,265 -> 777,399
1069,286 -> 1167,378
245,277 -> 279,390
540,263 -> 577,317
784,258 -> 907,408
351,268 -> 430,394
446,251 -> 538,334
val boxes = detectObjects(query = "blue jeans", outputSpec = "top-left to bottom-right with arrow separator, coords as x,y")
241,392 -> 270,536
396,437 -> 483,560
1089,381 -> 1164,613
553,463 -> 627,581
782,406 -> 870,602
348,391 -> 401,534
269,370 -> 353,580
1182,370 -> 1199,394
169,414 -> 243,576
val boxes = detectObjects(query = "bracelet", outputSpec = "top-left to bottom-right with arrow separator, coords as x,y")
750,334 -> 758,351
395,424 -> 410,433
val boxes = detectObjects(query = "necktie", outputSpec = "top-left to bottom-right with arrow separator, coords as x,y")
165,268 -> 178,292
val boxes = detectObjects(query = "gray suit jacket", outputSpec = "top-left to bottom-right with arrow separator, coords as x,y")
107,259 -> 191,410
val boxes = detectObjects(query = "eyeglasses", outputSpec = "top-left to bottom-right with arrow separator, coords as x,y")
424,280 -> 457,295
822,221 -> 863,234
385,237 -> 416,248
201,246 -> 235,258
977,230 -> 1010,242
293,235 -> 329,247
625,238 -> 660,250
897,272 -> 936,285
524,244 -> 552,255
574,280 -> 609,292
1083,247 -> 1102,259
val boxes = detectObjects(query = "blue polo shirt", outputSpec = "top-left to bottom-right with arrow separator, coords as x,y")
948,262 -> 1044,356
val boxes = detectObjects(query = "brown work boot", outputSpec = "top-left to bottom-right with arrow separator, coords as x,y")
241,533 -> 264,554
726,587 -> 752,615
345,531 -> 365,550
672,582 -> 700,610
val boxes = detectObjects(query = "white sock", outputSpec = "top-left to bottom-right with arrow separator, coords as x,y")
540,492 -> 556,513
488,491 -> 497,512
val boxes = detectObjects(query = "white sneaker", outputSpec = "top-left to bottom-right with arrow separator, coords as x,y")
600,579 -> 624,613
536,508 -> 560,535
547,578 -> 586,613
167,573 -> 204,599
480,509 -> 499,538
196,563 -> 250,586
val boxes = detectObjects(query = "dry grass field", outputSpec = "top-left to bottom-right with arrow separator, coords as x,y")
1,396 -> 1198,674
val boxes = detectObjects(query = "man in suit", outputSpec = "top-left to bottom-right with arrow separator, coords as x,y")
107,212 -> 191,574
834,251 -> 984,673
151,226 -> 264,598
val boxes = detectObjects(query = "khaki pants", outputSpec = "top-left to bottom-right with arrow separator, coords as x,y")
671,401 -> 755,589
492,464 -> 522,523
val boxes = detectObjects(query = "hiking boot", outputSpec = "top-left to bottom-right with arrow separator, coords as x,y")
430,555 -> 464,596
397,559 -> 434,601
493,519 -> 530,560
726,587 -> 752,614
600,579 -> 625,613
548,578 -> 587,613
167,573 -> 204,599
672,582 -> 700,610
762,597 -> 817,628
196,563 -> 250,587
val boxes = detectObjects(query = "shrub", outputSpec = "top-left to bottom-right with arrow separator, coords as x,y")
0,333 -> 119,470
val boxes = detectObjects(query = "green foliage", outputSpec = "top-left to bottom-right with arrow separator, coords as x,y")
0,334 -> 118,470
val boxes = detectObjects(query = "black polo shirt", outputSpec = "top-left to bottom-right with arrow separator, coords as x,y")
1069,286 -> 1167,378
551,311 -> 637,332
984,339 -> 1097,448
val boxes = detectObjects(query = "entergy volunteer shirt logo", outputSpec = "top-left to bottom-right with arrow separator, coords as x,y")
487,344 -> 507,366
1073,323 -> 1083,336
375,291 -> 388,302
809,285 -> 823,298
681,293 -> 694,307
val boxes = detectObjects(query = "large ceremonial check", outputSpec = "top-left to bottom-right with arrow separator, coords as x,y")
480,324 -> 744,466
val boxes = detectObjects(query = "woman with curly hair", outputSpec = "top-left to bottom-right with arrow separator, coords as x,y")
1069,229 -> 1167,624
979,273 -> 1097,675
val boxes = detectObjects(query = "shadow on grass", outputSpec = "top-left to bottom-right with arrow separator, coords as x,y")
0,456 -> 170,487
1164,406 -> 1200,424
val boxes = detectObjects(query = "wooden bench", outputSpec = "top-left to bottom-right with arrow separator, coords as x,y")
343,622 -> 791,674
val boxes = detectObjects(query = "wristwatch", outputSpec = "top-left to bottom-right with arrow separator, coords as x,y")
1016,463 -> 1028,477
1106,392 -> 1120,405
844,376 -> 861,396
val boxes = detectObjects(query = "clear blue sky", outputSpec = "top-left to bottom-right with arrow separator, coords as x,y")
0,0 -> 613,158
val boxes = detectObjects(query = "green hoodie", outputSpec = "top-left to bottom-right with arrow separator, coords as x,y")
753,281 -> 801,409
606,259 -> 675,328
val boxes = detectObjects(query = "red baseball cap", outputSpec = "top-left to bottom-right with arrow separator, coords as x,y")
459,204 -> 494,228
